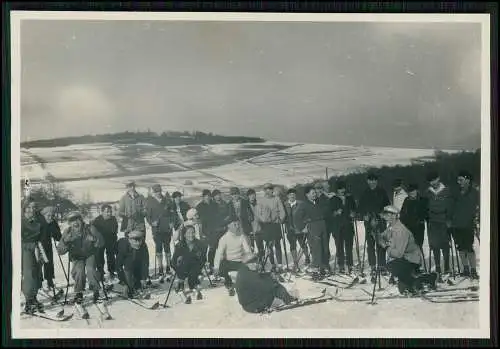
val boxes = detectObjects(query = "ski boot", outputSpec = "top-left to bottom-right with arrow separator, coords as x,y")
175,280 -> 185,293
470,268 -> 479,280
338,266 -> 345,275
73,292 -> 84,305
34,297 -> 45,313
23,300 -> 37,315
183,285 -> 192,304
227,285 -> 236,297
461,266 -> 471,277
305,255 -> 311,266
196,289 -> 203,300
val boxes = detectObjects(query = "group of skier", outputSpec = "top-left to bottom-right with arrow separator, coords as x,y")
21,168 -> 480,314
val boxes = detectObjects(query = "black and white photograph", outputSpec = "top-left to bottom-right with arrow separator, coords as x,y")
10,11 -> 491,338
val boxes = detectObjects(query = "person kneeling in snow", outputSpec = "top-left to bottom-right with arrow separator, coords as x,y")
214,218 -> 253,296
114,230 -> 150,299
172,223 -> 206,304
235,254 -> 298,313
56,211 -> 106,305
379,206 -> 436,295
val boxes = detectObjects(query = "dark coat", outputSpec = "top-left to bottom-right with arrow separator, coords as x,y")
330,194 -> 357,228
358,187 -> 391,217
235,265 -> 277,313
400,196 -> 428,235
284,200 -> 308,234
92,215 -> 119,240
172,239 -> 207,272
450,186 -> 479,229
213,200 -> 233,233
196,201 -> 218,233
172,201 -> 191,230
116,237 -> 149,281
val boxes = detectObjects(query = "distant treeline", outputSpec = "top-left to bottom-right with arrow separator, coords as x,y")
21,130 -> 266,148
292,149 -> 481,202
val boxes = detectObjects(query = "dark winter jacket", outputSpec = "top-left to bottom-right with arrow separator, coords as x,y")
302,199 -> 327,224
172,239 -> 207,271
21,217 -> 41,245
235,265 -> 276,313
451,186 -> 479,229
330,194 -> 357,228
358,187 -> 391,217
316,193 -> 333,222
39,219 -> 62,244
424,183 -> 453,223
116,237 -> 149,281
145,195 -> 173,233
284,200 -> 308,234
213,200 -> 233,232
92,215 -> 118,240
57,224 -> 104,261
196,201 -> 218,233
172,201 -> 191,230
400,196 -> 428,232
229,197 -> 254,235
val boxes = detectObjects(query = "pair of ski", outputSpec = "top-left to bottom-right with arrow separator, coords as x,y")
302,273 -> 360,289
261,288 -> 333,314
20,309 -> 74,322
107,289 -> 162,310
73,300 -> 113,325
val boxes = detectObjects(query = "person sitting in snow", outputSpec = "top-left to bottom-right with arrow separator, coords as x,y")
56,211 -> 106,305
235,254 -> 298,313
378,205 -> 437,295
171,223 -> 206,304
114,229 -> 150,299
213,217 -> 253,296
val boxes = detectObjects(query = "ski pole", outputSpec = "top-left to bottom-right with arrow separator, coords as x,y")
353,219 -> 361,272
63,257 -> 71,306
162,263 -> 177,308
281,223 -> 290,272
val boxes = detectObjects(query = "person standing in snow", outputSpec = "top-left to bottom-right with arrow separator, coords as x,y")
235,254 -> 298,313
424,171 -> 453,281
114,230 -> 150,299
207,189 -> 232,275
247,189 -> 264,257
21,200 -> 44,314
213,218 -> 253,296
118,181 -> 147,239
302,185 -> 330,280
92,204 -> 119,282
400,183 -> 428,272
284,188 -> 310,274
228,187 -> 254,246
171,191 -> 191,231
56,211 -> 106,305
392,179 -> 408,213
145,184 -> 174,277
358,172 -> 391,280
329,181 -> 358,275
314,181 -> 334,274
449,171 -> 480,279
38,206 -> 62,293
172,223 -> 206,303
255,183 -> 286,274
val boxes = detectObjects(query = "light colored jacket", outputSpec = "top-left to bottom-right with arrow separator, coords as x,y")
379,220 -> 421,265
255,196 -> 286,224
118,191 -> 147,232
392,189 -> 408,212
214,231 -> 252,270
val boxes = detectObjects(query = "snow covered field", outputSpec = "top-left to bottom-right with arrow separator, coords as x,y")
17,220 -> 480,333
20,142 -> 457,204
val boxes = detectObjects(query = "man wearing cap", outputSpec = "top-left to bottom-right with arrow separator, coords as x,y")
114,229 -> 150,299
235,254 -> 298,313
118,181 -> 147,238
255,183 -> 286,273
92,204 -> 119,282
284,188 -> 310,273
228,187 -> 254,245
207,189 -> 232,274
302,185 -> 330,280
57,211 -> 106,305
358,173 -> 391,280
38,206 -> 62,293
400,184 -> 429,270
378,206 -> 433,295
146,184 -> 174,277
214,218 -> 253,296
424,171 -> 453,280
449,171 -> 480,279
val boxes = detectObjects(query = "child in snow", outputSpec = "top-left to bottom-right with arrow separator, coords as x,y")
38,206 -> 62,293
21,200 -> 44,314
235,254 -> 297,313
56,211 -> 106,305
171,223 -> 206,304
214,218 -> 253,296
146,184 -> 174,277
115,230 -> 150,299
92,204 -> 119,282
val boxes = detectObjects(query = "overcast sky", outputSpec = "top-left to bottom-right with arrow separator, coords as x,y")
20,19 -> 482,149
